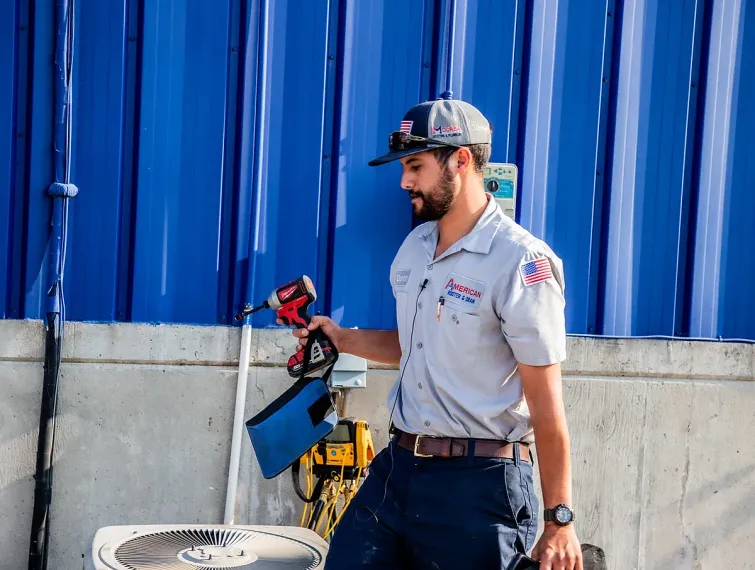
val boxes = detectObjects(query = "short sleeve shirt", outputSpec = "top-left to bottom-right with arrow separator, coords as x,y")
387,195 -> 566,443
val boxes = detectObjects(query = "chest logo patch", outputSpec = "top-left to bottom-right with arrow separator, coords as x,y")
394,269 -> 411,288
443,273 -> 485,310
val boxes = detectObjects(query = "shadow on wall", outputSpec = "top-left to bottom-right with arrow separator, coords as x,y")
0,413 -> 84,491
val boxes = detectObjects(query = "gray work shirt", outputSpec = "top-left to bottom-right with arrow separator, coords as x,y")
388,195 -> 566,443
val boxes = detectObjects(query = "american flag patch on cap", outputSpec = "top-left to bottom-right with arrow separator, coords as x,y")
399,120 -> 413,133
519,257 -> 553,286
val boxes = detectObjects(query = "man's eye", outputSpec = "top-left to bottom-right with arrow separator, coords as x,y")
411,165 -> 421,172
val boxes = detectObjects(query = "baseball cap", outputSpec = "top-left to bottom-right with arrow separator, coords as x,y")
368,98 -> 492,166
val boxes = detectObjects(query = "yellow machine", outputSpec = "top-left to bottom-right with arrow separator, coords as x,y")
297,418 -> 375,538
312,418 -> 375,477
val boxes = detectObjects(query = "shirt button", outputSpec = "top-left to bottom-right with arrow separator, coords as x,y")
418,302 -> 423,309
417,382 -> 423,389
451,314 -> 458,322
427,264 -> 433,270
424,421 -> 431,427
416,342 -> 423,349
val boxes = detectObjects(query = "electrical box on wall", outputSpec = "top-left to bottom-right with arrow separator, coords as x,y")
484,163 -> 517,220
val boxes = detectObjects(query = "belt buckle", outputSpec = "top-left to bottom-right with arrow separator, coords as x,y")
413,436 -> 433,458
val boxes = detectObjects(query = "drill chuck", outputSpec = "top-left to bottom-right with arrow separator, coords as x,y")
234,275 -> 316,321
234,301 -> 268,321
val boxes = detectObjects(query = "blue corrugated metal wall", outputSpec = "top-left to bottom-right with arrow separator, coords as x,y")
2,0 -> 754,340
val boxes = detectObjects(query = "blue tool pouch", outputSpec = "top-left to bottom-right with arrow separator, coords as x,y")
246,332 -> 339,479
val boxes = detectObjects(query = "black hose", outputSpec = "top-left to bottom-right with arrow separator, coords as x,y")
28,314 -> 62,570
308,500 -> 326,531
28,0 -> 75,567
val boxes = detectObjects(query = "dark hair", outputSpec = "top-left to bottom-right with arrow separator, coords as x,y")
431,143 -> 491,175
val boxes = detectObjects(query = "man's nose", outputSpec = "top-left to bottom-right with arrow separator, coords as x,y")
401,173 -> 414,190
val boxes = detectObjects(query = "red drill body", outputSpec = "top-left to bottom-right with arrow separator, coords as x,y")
267,276 -> 317,329
237,275 -> 337,378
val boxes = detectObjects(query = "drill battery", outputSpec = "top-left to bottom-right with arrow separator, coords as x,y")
287,330 -> 338,378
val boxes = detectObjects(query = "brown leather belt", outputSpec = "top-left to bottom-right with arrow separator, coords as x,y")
395,431 -> 530,462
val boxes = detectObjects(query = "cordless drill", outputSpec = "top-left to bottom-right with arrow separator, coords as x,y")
235,275 -> 337,378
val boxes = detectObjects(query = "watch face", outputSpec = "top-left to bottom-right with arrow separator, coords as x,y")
555,505 -> 572,524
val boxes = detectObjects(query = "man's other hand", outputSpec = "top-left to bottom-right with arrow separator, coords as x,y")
531,524 -> 583,570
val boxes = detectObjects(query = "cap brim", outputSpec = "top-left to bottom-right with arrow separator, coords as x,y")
368,146 -> 430,167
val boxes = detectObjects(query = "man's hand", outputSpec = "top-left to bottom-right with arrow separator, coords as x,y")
276,316 -> 402,365
277,315 -> 345,353
531,524 -> 583,570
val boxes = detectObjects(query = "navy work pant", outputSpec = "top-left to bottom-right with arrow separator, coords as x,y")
324,437 -> 539,569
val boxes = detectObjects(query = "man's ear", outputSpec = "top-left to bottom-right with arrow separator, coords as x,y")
453,147 -> 473,175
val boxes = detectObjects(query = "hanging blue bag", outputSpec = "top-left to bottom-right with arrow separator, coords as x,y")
246,332 -> 339,479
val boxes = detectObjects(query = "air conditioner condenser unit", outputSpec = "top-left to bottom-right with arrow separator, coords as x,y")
90,524 -> 329,570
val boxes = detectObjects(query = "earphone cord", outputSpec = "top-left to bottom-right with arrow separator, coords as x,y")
357,278 -> 428,523
387,278 -> 428,430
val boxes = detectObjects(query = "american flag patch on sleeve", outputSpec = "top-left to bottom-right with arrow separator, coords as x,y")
519,257 -> 553,286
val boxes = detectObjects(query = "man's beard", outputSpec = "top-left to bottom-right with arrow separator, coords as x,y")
409,166 -> 456,221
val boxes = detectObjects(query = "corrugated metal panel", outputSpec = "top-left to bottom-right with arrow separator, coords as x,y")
448,0 -> 525,164
22,0 -> 55,320
517,0 -> 615,334
242,0 -> 336,327
602,0 -> 704,336
690,0 -> 755,339
130,0 -> 238,324
65,0 -> 133,322
0,0 -> 22,319
1,0 -> 754,341
329,0 -> 431,329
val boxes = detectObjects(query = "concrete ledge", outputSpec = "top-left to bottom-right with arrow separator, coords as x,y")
0,319 -> 44,360
0,320 -> 752,381
0,320 -> 292,367
564,336 -> 755,381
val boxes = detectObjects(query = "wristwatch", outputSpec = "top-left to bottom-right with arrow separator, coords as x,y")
543,504 -> 574,526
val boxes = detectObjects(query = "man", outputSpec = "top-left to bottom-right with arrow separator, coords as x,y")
286,98 -> 582,570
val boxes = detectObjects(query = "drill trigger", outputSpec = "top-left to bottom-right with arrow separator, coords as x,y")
276,296 -> 310,328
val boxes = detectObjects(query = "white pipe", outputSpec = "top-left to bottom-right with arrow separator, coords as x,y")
224,323 -> 252,524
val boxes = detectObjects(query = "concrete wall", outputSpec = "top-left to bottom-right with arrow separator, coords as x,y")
0,320 -> 753,569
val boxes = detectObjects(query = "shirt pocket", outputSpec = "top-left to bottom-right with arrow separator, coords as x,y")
430,306 -> 482,372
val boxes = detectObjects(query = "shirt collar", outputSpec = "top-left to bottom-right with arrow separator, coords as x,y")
419,194 -> 502,255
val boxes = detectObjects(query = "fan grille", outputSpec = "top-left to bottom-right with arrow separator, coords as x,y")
113,528 -> 323,570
